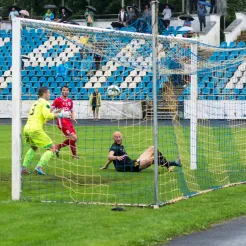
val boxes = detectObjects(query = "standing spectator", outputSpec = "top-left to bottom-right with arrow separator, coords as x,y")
56,60 -> 68,79
9,7 -> 19,21
118,7 -> 128,26
43,9 -> 54,21
85,8 -> 94,27
142,4 -> 151,20
190,0 -> 198,14
127,7 -> 136,25
94,54 -> 102,71
162,4 -> 172,29
89,88 -> 101,121
198,3 -> 207,32
210,0 -> 217,14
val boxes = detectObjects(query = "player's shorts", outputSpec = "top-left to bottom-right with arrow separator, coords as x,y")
24,128 -> 53,149
57,118 -> 76,137
115,157 -> 141,173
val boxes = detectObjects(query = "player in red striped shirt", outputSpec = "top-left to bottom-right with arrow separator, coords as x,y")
52,85 -> 78,159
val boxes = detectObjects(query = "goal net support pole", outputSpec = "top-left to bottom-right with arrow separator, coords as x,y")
151,0 -> 159,208
12,17 -> 22,200
190,42 -> 198,170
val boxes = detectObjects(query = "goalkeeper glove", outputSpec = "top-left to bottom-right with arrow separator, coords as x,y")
56,111 -> 71,118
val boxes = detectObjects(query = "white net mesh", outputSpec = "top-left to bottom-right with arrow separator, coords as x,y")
5,19 -> 245,206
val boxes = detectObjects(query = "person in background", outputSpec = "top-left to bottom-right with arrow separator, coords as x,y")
197,3 -> 207,32
118,7 -> 128,26
94,54 -> 102,71
162,4 -> 172,29
210,0 -> 217,14
183,18 -> 192,27
9,7 -> 19,21
127,7 -> 136,25
43,9 -> 54,21
56,60 -> 68,79
190,0 -> 198,14
85,8 -> 94,27
142,4 -> 151,20
89,88 -> 101,121
59,8 -> 69,22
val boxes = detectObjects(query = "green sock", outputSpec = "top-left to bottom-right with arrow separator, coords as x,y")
37,150 -> 53,167
23,148 -> 35,167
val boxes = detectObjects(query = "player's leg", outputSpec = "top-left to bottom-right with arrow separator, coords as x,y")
92,106 -> 96,121
136,146 -> 154,170
21,131 -> 38,174
69,132 -> 78,159
95,106 -> 99,121
30,131 -> 55,175
22,145 -> 38,174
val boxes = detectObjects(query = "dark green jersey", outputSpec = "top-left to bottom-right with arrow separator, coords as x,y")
109,143 -> 129,167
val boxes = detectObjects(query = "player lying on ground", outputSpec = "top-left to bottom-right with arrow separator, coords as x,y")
21,87 -> 70,175
100,131 -> 182,172
52,85 -> 79,159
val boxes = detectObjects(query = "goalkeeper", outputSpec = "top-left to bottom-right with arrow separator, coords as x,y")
21,87 -> 69,175
100,131 -> 182,172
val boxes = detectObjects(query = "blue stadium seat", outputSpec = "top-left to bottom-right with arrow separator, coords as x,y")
203,88 -> 210,94
228,42 -> 236,48
238,95 -> 245,100
241,88 -> 246,94
233,88 -> 240,94
228,95 -> 236,100
82,94 -> 89,100
212,88 -> 220,94
237,41 -> 245,48
219,42 -> 227,48
71,88 -> 78,94
222,88 -> 230,94
207,95 -> 216,100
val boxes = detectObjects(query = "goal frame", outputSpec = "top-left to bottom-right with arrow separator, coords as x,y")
11,16 -> 198,206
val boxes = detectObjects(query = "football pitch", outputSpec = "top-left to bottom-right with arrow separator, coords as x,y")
0,122 -> 246,245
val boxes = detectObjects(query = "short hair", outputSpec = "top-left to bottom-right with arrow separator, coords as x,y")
61,85 -> 69,91
112,131 -> 122,138
38,87 -> 49,97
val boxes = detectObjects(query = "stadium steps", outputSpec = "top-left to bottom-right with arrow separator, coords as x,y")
236,31 -> 246,41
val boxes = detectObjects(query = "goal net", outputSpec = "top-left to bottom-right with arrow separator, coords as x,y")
8,18 -> 246,206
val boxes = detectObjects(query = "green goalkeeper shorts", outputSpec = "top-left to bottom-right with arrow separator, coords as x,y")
24,129 -> 53,149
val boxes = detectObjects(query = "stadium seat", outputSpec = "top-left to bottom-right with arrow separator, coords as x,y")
228,42 -> 236,48
219,42 -> 227,48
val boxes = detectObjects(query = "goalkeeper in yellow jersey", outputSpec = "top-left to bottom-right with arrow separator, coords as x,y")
21,87 -> 70,175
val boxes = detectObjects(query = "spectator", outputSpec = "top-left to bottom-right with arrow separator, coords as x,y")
89,88 -> 101,121
190,0 -> 198,14
94,54 -> 102,71
118,7 -> 128,26
127,7 -> 136,25
210,0 -> 216,14
56,60 -> 68,79
162,4 -> 172,29
43,9 -> 54,21
197,3 -> 207,32
9,7 -> 19,21
183,18 -> 192,27
142,4 -> 151,21
85,8 -> 94,27
59,8 -> 69,22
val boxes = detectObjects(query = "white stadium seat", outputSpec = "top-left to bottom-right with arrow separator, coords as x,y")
95,71 -> 103,77
94,82 -> 101,88
120,82 -> 128,88
139,71 -> 146,77
85,82 -> 93,88
130,70 -> 137,77
3,71 -> 11,77
49,36 -> 55,41
0,77 -> 4,83
125,77 -> 132,83
90,76 -> 98,83
6,77 -> 12,83
235,70 -> 242,77
0,82 -> 7,88
129,82 -> 136,88
134,76 -> 141,83
104,70 -> 111,77
99,76 -> 106,83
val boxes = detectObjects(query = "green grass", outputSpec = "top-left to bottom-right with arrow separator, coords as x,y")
0,186 -> 245,246
0,123 -> 246,245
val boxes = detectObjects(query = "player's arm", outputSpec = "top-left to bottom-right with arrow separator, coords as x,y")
100,159 -> 112,170
70,101 -> 77,123
108,151 -> 124,161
